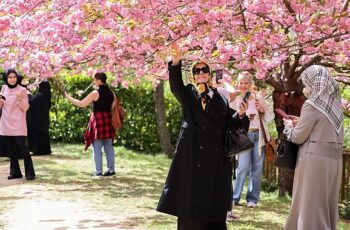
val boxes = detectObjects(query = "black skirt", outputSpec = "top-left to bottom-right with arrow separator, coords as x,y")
0,135 -> 10,157
0,135 -> 23,159
28,131 -> 52,155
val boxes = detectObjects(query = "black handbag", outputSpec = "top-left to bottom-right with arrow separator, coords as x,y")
225,127 -> 254,158
275,139 -> 299,170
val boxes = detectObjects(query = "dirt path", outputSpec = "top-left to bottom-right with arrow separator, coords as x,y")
0,164 -> 143,230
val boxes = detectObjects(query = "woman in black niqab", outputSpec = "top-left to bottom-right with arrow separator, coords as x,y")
27,80 -> 52,155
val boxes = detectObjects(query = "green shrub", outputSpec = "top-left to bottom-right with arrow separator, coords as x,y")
261,179 -> 278,193
50,75 -> 182,154
109,83 -> 182,153
50,74 -> 92,143
339,200 -> 350,220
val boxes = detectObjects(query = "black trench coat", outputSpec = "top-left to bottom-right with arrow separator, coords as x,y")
157,62 -> 249,222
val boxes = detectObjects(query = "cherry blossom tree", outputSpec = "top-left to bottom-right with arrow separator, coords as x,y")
1,0 -> 350,194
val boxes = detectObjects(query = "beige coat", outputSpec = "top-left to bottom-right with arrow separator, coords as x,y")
285,103 -> 344,230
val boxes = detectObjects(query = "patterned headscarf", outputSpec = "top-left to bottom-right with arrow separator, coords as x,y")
300,65 -> 343,134
189,61 -> 213,110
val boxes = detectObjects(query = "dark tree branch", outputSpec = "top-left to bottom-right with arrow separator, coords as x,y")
287,51 -> 302,81
297,55 -> 323,75
232,7 -> 246,16
265,75 -> 283,91
239,4 -> 247,31
283,0 -> 295,15
342,0 -> 350,12
336,79 -> 350,85
319,62 -> 350,73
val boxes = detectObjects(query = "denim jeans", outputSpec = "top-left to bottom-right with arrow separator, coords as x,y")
92,138 -> 115,174
232,130 -> 265,204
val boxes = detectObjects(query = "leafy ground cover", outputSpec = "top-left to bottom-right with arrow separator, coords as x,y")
0,144 -> 349,229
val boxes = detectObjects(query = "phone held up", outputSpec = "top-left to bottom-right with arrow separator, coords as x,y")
242,91 -> 251,102
215,69 -> 223,83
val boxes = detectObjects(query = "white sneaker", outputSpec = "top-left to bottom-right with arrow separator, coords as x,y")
246,202 -> 257,208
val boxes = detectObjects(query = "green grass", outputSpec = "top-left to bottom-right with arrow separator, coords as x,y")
0,143 -> 349,229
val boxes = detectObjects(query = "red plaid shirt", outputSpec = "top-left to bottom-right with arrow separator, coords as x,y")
84,111 -> 115,150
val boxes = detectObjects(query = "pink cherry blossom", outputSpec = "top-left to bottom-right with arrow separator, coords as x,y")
0,0 -> 348,89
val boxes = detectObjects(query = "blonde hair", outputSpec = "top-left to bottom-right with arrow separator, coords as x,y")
237,71 -> 253,83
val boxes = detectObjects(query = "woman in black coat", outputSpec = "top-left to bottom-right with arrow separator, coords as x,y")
27,80 -> 52,155
157,44 -> 249,230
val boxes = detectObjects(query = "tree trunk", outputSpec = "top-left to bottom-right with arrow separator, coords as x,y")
272,91 -> 305,196
154,80 -> 174,158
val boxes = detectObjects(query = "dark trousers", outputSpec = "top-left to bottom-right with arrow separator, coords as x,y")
7,136 -> 35,177
177,217 -> 227,230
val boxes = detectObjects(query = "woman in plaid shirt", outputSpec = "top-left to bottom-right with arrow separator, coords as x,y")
65,72 -> 116,177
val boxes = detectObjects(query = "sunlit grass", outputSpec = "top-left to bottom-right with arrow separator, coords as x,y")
0,143 -> 349,229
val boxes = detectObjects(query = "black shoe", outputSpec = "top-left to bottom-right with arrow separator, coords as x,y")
103,171 -> 116,176
92,172 -> 103,177
8,175 -> 23,180
26,176 -> 35,180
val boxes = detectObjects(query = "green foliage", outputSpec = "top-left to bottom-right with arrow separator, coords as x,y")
50,74 -> 92,143
340,84 -> 350,149
261,179 -> 278,193
164,82 -> 182,145
111,82 -> 181,153
50,77 -> 182,154
339,200 -> 350,220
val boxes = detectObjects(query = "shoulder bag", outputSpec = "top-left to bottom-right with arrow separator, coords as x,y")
259,113 -> 277,161
275,139 -> 299,170
225,124 -> 254,158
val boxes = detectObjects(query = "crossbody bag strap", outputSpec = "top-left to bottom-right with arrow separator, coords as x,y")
109,88 -> 116,101
259,113 -> 268,144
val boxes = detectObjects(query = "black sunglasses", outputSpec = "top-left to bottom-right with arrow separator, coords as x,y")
193,66 -> 210,75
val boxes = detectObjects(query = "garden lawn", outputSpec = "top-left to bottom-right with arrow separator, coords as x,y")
0,143 -> 349,230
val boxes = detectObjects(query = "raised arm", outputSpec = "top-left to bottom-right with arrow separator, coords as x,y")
168,42 -> 188,104
65,90 -> 99,108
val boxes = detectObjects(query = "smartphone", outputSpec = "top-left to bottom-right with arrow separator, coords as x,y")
242,91 -> 251,102
275,108 -> 289,119
215,69 -> 223,83
249,113 -> 256,119
0,95 -> 5,101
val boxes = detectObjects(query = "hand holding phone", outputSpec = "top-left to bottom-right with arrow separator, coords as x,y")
242,91 -> 251,102
215,69 -> 223,83
275,108 -> 289,119
288,115 -> 299,126
0,95 -> 5,101
248,113 -> 256,121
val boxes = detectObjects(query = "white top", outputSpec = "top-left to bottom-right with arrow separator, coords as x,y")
217,87 -> 230,101
229,93 -> 274,155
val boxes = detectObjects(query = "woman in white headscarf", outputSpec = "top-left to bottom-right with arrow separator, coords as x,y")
283,65 -> 344,230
